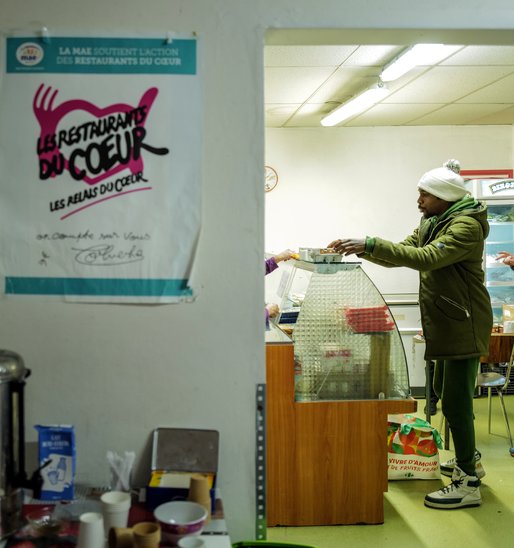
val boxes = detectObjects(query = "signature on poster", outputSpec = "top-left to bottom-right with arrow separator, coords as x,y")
72,243 -> 144,265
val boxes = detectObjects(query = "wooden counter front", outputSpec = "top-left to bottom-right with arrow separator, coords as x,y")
266,343 -> 417,526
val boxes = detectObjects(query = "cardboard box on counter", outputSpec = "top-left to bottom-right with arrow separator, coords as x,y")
145,428 -> 219,511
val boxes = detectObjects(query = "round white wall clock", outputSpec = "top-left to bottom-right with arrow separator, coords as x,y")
265,165 -> 278,192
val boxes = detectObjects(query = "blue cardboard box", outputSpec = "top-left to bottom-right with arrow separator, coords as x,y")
35,424 -> 76,501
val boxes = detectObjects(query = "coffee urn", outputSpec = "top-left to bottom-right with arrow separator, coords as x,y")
0,349 -> 30,538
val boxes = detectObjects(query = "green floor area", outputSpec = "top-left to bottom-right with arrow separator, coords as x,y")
267,395 -> 514,548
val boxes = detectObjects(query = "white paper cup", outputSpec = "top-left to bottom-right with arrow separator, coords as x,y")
77,512 -> 105,548
101,491 -> 131,536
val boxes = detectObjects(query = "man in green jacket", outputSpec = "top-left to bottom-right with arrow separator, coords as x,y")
328,159 -> 493,510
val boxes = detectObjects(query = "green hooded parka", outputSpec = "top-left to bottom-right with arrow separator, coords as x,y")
362,197 -> 493,360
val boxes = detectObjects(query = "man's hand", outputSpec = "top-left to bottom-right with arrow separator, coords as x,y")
496,251 -> 514,266
327,238 -> 366,256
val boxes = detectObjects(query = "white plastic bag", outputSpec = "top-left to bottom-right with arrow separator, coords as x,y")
106,450 -> 135,491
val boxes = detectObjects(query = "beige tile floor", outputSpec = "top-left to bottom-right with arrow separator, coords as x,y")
267,394 -> 514,548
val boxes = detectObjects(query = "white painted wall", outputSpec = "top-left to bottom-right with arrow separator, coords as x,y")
2,0 -> 514,541
265,125 -> 514,300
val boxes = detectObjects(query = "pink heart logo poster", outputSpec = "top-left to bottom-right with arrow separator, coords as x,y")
0,35 -> 201,303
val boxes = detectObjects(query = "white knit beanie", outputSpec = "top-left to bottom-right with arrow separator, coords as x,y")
417,159 -> 469,202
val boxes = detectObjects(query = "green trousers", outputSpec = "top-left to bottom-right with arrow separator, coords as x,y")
432,358 -> 480,476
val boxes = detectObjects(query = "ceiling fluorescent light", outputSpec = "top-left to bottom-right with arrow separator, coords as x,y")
320,84 -> 390,127
380,44 -> 460,82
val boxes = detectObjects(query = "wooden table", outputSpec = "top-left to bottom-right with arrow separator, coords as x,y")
1,498 -> 231,548
266,342 -> 417,526
480,333 -> 514,364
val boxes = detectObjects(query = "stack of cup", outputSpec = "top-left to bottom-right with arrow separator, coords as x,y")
101,490 -> 132,539
77,512 -> 105,548
132,522 -> 161,548
108,526 -> 134,548
187,474 -> 211,524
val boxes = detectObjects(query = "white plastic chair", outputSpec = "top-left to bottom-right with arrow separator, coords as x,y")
476,344 -> 514,455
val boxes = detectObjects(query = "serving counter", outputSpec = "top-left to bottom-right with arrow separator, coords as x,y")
265,260 -> 416,526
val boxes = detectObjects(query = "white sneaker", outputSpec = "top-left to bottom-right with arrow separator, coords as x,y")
440,449 -> 485,479
424,466 -> 482,509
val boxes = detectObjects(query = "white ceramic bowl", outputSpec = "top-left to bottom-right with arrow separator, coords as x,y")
154,501 -> 207,545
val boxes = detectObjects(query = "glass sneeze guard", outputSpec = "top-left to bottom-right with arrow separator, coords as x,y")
283,260 -> 410,402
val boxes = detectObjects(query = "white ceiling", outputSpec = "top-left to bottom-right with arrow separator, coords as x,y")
264,32 -> 514,128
